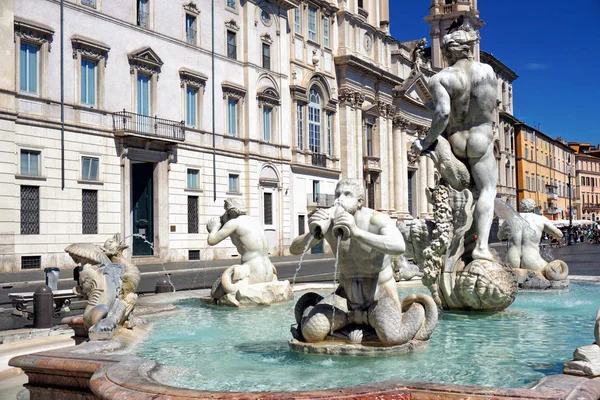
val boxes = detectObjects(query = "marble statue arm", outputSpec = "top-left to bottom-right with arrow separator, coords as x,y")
336,212 -> 405,255
412,74 -> 451,154
207,219 -> 238,246
543,221 -> 563,239
290,232 -> 323,255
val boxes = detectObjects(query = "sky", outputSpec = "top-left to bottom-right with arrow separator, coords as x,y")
389,1 -> 600,145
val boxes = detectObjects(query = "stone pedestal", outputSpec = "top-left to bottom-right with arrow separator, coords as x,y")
202,280 -> 294,307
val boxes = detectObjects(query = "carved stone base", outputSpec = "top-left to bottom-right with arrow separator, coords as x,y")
288,338 -> 428,356
431,259 -> 518,311
564,344 -> 600,377
201,280 -> 294,307
515,269 -> 570,291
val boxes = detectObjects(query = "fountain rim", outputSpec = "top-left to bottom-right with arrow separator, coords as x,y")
10,278 -> 600,399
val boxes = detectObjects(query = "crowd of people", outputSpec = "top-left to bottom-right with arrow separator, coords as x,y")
545,225 -> 600,247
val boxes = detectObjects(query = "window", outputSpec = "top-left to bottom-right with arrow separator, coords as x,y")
137,73 -> 151,116
20,150 -> 40,176
262,43 -> 270,70
186,86 -> 198,127
308,7 -> 317,41
21,185 -> 39,235
81,156 -> 99,181
263,106 -> 272,142
312,180 -> 320,203
228,174 -> 239,193
358,0 -> 364,8
298,215 -> 306,235
294,8 -> 301,34
326,112 -> 332,155
365,124 -> 373,156
227,98 -> 238,135
81,0 -> 96,7
297,103 -> 304,149
188,196 -> 199,233
185,14 -> 197,45
82,189 -> 98,234
323,16 -> 329,47
137,0 -> 149,28
308,87 -> 321,153
20,42 -> 39,94
226,0 -> 236,9
187,168 -> 200,189
263,192 -> 272,225
81,59 -> 96,106
525,147 -> 529,160
227,31 -> 237,59
21,255 -> 41,270
189,250 -> 200,260
526,173 -> 530,190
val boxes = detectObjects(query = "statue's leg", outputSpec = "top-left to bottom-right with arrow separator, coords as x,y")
83,304 -> 109,330
368,295 -> 424,346
300,294 -> 348,343
468,140 -> 497,261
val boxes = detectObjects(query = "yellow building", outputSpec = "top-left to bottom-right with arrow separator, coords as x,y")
515,123 -> 575,219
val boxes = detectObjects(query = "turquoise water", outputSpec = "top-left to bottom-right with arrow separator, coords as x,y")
136,283 -> 600,392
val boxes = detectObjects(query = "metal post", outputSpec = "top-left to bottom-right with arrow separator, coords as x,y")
33,285 -> 54,329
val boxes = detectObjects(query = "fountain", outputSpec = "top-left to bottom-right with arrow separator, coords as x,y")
204,198 -> 293,306
288,179 -> 438,355
7,25 -> 600,400
496,198 -> 569,290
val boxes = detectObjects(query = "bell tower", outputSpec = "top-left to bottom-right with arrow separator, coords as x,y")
425,0 -> 484,68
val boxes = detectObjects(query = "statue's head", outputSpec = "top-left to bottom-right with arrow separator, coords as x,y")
519,198 -> 536,213
334,179 -> 364,214
224,198 -> 247,220
441,25 -> 479,64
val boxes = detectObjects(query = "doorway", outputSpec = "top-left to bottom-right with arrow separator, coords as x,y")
132,162 -> 154,256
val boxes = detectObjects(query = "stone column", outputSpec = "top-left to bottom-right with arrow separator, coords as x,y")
393,117 -> 408,214
419,155 -> 428,218
386,118 -> 394,212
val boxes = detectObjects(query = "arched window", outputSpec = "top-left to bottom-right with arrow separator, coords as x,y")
308,86 -> 321,153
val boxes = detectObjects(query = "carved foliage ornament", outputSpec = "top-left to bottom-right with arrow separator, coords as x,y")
14,20 -> 54,52
179,69 -> 207,89
72,37 -> 110,64
183,1 -> 200,15
377,101 -> 396,118
257,87 -> 281,108
222,82 -> 246,100
393,116 -> 410,130
225,19 -> 240,32
339,88 -> 364,108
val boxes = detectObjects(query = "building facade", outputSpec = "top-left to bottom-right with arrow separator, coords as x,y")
569,143 -> 600,221
0,0 -> 300,271
515,123 -> 575,218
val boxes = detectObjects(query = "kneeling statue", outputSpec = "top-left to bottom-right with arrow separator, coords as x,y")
498,198 -> 569,289
207,198 -> 293,306
289,179 -> 438,353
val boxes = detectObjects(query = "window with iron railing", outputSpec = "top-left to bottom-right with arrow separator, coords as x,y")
21,185 -> 39,235
82,189 -> 98,234
188,196 -> 199,233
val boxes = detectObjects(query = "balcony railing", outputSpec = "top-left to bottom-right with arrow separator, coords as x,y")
311,153 -> 327,168
547,193 -> 558,200
113,110 -> 185,142
582,203 -> 600,210
307,193 -> 336,207
544,208 -> 561,215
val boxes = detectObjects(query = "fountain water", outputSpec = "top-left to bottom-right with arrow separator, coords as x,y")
132,233 -> 175,291
329,235 -> 342,339
292,232 -> 315,287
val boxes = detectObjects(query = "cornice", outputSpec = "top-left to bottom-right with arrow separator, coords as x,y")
334,55 -> 401,86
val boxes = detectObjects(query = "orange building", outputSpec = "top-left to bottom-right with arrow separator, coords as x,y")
569,142 -> 600,222
515,123 -> 575,219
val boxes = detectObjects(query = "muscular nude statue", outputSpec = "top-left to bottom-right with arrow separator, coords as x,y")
498,198 -> 564,272
207,198 -> 277,300
411,25 -> 497,261
290,179 -> 437,345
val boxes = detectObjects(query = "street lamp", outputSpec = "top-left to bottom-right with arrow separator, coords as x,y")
567,156 -> 576,246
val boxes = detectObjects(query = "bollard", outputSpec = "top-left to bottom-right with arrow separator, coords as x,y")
155,277 -> 175,294
33,285 -> 54,329
44,267 -> 60,292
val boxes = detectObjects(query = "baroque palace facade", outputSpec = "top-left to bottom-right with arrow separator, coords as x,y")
0,0 -> 518,271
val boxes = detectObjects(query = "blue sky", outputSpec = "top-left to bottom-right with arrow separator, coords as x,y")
390,1 -> 600,145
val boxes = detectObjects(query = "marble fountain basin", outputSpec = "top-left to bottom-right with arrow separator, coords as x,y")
10,282 -> 600,399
